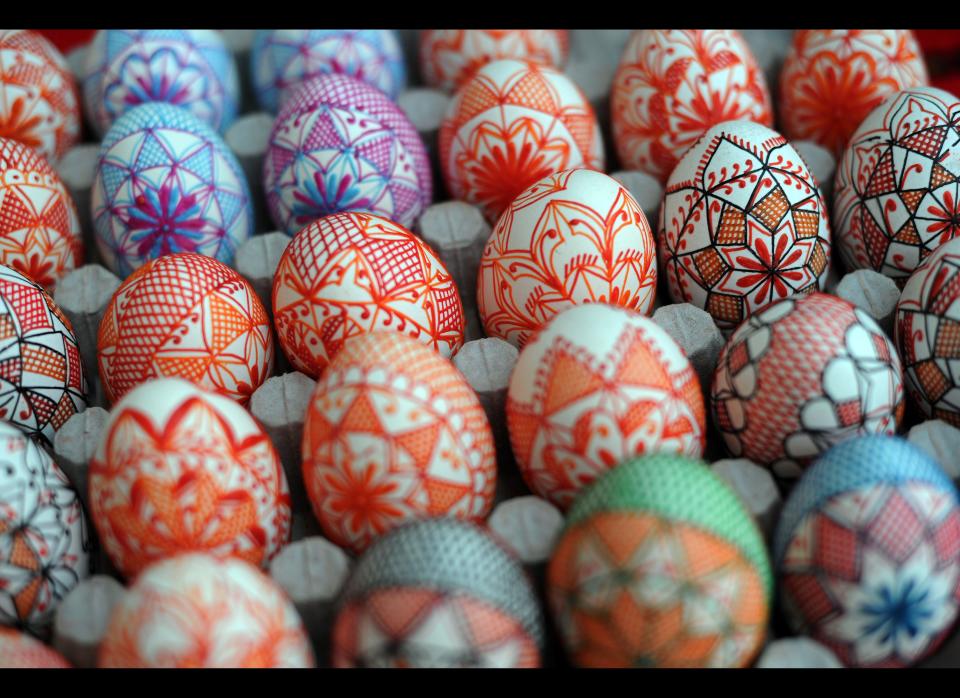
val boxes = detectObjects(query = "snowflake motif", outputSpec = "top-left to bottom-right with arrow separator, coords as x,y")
290,161 -> 377,227
125,177 -> 212,258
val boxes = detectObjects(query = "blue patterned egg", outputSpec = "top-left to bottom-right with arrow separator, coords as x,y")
263,73 -> 431,235
774,435 -> 960,667
91,102 -> 254,278
251,29 -> 406,113
82,29 -> 239,137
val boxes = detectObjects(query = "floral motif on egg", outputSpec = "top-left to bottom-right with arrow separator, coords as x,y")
91,102 -> 253,278
711,293 -> 904,478
252,29 -> 406,112
263,73 -> 431,235
82,29 -> 239,136
419,30 -> 569,93
97,253 -> 273,405
0,30 -> 80,162
301,332 -> 495,554
439,59 -> 604,223
896,237 -> 960,426
272,212 -> 464,378
0,264 -> 86,444
0,137 -> 82,289
610,30 -> 773,184
98,553 -> 314,667
659,121 -> 831,331
88,379 -> 291,578
779,30 -> 928,157
833,87 -> 960,284
0,421 -> 88,635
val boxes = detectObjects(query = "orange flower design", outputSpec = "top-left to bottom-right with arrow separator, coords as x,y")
0,96 -> 43,151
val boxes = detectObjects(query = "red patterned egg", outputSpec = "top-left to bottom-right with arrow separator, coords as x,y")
610,30 -> 773,185
272,212 -> 464,379
0,138 -> 82,289
97,252 -> 274,405
301,331 -> 496,554
0,30 -> 80,162
88,378 -> 291,578
779,30 -> 928,157
439,59 -> 604,224
896,236 -> 960,426
659,120 -> 832,331
507,303 -> 706,510
833,87 -> 960,284
99,553 -> 314,667
420,30 -> 569,93
711,293 -> 904,479
0,627 -> 70,667
478,168 -> 657,347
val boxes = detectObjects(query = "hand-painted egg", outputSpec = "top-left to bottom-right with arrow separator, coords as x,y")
99,552 -> 314,667
0,420 -> 88,635
420,30 -> 569,93
659,120 -> 832,331
82,29 -> 239,137
251,29 -> 406,113
0,30 -> 80,162
779,30 -> 928,157
478,168 -> 657,347
88,378 -> 291,579
711,292 -> 904,479
97,253 -> 273,405
332,518 -> 542,667
0,627 -> 70,667
547,453 -> 772,667
774,435 -> 960,667
506,304 -> 705,509
439,59 -> 604,224
896,236 -> 960,426
0,265 -> 86,444
302,331 -> 495,554
0,137 -> 82,289
263,73 -> 432,235
833,87 -> 960,284
91,102 -> 254,279
273,212 -> 464,378
610,30 -> 773,185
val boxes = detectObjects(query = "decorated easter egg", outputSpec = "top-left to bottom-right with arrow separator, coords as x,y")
97,253 -> 273,405
896,236 -> 960,426
0,30 -> 80,162
332,518 -> 542,667
82,29 -> 239,136
251,29 -> 406,113
779,30 -> 928,157
659,120 -> 832,331
477,168 -> 657,347
91,102 -> 253,279
420,29 -> 569,93
0,265 -> 86,444
711,293 -> 904,479
302,331 -> 495,554
548,453 -> 772,667
506,304 -> 705,509
833,87 -> 960,284
88,378 -> 291,579
610,30 -> 773,185
439,59 -> 604,224
273,212 -> 464,378
263,73 -> 432,235
0,627 -> 70,667
99,553 -> 314,667
0,137 -> 82,289
0,420 -> 88,635
774,435 -> 960,667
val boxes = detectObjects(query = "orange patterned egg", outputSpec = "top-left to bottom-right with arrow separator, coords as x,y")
88,378 -> 291,578
0,627 -> 71,667
301,331 -> 496,554
439,59 -> 604,224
